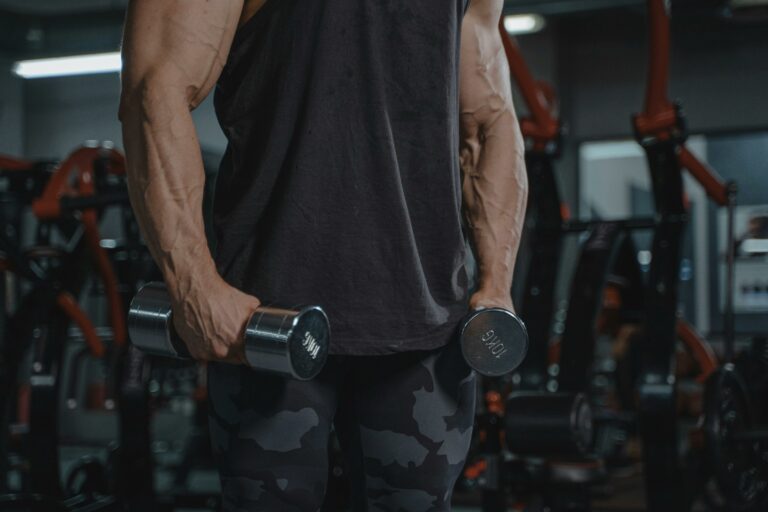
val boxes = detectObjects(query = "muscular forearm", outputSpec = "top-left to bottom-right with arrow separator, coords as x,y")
461,112 -> 528,301
119,86 -> 218,301
459,5 -> 529,307
117,0 -> 260,363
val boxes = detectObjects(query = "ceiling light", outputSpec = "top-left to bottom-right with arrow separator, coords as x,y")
503,14 -> 546,35
12,52 -> 122,79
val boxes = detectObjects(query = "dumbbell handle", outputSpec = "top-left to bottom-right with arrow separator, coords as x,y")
128,282 -> 329,380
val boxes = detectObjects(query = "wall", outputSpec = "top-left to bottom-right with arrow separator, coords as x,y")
558,14 -> 768,141
0,58 -> 24,155
708,131 -> 768,335
6,11 -> 768,177
13,28 -> 559,161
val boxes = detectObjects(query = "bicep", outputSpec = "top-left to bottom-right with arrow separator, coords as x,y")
120,0 -> 243,110
459,0 -> 514,133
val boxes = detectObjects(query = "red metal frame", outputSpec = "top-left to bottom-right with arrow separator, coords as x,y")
498,21 -> 560,150
32,146 -> 126,220
29,146 -> 128,352
0,155 -> 35,171
635,0 -> 728,206
638,0 -> 675,130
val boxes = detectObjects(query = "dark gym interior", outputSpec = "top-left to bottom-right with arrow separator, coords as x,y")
1,0 -> 767,511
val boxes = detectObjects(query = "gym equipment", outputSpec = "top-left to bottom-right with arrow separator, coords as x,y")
128,282 -> 330,381
516,149 -> 564,391
633,2 -> 738,510
0,157 -> 55,495
558,223 -> 627,394
460,308 -> 528,377
701,364 -> 768,511
693,180 -> 767,510
505,392 -> 593,457
2,145 -> 231,510
0,145 -> 131,509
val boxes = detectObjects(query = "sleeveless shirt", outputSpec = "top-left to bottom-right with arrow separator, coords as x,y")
213,0 -> 471,355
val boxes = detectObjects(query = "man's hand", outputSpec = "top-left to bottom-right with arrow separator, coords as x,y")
459,0 -> 529,312
120,0 -> 262,363
469,288 -> 515,313
171,272 -> 262,364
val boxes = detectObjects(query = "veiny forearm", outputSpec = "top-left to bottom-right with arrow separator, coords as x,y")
120,88 -> 218,301
117,0 -> 261,363
462,112 -> 527,297
460,15 -> 529,301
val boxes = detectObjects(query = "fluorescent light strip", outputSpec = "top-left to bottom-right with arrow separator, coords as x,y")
12,52 -> 122,79
10,17 -> 544,78
503,14 -> 546,35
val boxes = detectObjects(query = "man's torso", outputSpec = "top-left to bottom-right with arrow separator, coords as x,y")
213,0 -> 472,355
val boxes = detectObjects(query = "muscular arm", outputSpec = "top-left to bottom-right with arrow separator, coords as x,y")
459,0 -> 528,311
119,0 -> 260,361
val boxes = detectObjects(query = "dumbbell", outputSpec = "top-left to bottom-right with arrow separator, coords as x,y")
460,308 -> 529,377
127,282 -> 329,381
505,392 -> 594,456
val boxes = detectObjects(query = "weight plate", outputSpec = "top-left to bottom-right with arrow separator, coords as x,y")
287,307 -> 330,381
703,365 -> 768,512
461,308 -> 529,377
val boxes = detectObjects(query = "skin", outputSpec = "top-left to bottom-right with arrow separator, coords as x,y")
119,0 -> 255,364
119,0 -> 527,362
460,0 -> 529,313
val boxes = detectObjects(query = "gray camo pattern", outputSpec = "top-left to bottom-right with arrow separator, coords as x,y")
207,341 -> 477,511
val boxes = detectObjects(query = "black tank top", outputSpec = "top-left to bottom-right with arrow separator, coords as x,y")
213,0 -> 471,355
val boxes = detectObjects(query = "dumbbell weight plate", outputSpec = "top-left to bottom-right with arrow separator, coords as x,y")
506,392 -> 594,457
703,364 -> 768,512
460,308 -> 528,377
128,282 -> 191,359
244,305 -> 329,381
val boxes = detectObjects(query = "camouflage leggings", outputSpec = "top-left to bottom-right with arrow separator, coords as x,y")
207,340 -> 477,511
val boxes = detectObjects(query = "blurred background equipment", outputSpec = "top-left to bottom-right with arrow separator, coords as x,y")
0,0 -> 766,511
